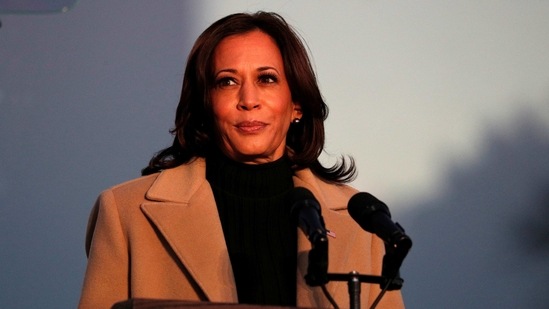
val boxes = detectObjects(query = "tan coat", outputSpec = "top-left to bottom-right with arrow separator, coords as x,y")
78,158 -> 404,308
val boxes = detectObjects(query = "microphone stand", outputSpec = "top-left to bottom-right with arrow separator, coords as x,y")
322,237 -> 410,309
326,271 -> 403,309
304,238 -> 409,309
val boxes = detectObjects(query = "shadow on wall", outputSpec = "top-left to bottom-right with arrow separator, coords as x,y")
399,106 -> 549,309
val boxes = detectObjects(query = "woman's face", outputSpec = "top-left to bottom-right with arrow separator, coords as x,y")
210,30 -> 301,164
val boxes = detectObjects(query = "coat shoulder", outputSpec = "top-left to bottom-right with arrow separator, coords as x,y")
103,173 -> 159,199
294,168 -> 359,211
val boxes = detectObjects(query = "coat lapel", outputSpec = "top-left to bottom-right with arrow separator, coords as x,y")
139,159 -> 238,303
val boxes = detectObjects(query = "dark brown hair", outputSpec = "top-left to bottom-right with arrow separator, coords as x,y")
142,11 -> 355,183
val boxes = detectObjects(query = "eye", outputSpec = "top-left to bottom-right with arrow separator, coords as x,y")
215,77 -> 237,88
258,73 -> 278,84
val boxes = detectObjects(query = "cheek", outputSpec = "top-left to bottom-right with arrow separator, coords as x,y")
210,107 -> 230,140
211,99 -> 231,124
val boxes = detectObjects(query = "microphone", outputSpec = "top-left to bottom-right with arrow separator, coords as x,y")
288,187 -> 328,286
347,192 -> 412,289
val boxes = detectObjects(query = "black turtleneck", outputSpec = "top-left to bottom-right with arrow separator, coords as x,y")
206,151 -> 297,306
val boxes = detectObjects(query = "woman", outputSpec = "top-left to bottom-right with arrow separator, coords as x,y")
79,12 -> 404,309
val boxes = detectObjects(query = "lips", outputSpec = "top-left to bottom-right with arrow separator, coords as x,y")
235,121 -> 267,133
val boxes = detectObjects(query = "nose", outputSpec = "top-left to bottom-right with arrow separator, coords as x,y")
237,81 -> 260,111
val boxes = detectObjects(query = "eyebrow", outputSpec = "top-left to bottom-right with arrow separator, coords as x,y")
257,66 -> 279,73
214,66 -> 280,77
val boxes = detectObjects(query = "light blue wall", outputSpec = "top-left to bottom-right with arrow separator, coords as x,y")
0,1 -> 203,307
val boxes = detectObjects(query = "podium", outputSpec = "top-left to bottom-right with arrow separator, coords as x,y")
112,299 -> 302,309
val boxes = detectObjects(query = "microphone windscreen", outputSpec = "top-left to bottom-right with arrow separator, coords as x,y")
348,192 -> 391,232
348,192 -> 386,216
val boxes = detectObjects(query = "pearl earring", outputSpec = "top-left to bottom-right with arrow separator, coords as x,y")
292,118 -> 301,124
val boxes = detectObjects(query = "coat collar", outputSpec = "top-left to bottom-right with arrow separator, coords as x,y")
145,158 -> 207,203
144,157 -> 345,209
140,159 -> 357,306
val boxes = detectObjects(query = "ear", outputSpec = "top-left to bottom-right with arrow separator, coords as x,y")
292,102 -> 303,120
